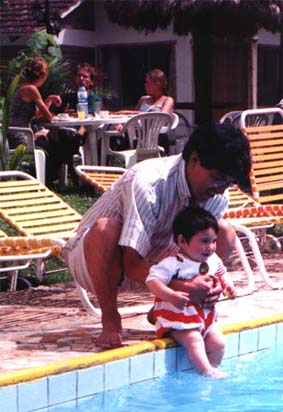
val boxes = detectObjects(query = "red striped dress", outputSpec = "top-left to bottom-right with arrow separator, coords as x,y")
146,253 -> 226,338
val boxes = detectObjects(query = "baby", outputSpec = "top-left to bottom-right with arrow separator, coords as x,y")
146,206 -> 236,379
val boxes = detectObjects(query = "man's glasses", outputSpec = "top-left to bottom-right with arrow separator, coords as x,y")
211,174 -> 236,188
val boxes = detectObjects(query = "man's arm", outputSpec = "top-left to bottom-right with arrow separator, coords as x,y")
170,275 -> 221,306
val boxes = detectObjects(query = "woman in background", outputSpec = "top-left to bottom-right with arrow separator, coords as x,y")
9,57 -> 61,147
116,68 -> 175,153
136,68 -> 174,115
119,68 -> 174,115
8,57 -> 82,186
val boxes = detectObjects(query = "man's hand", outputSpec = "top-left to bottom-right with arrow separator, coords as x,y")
202,276 -> 222,309
170,275 -> 222,307
187,275 -> 214,305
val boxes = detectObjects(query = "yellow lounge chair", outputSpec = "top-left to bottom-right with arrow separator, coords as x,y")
0,236 -> 64,291
0,170 -> 81,239
76,165 -> 126,192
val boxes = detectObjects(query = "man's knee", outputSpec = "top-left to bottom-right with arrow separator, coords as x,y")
87,217 -> 122,240
84,218 -> 123,283
216,218 -> 236,261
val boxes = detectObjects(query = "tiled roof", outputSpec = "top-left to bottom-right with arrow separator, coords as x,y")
0,0 -> 82,34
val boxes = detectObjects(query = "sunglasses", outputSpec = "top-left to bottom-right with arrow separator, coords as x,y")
211,174 -> 236,188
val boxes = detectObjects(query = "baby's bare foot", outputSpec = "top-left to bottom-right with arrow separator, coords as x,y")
206,368 -> 228,379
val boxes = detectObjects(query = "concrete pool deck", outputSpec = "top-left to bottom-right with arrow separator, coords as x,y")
0,252 -> 282,381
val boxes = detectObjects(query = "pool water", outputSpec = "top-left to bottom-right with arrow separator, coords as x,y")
54,346 -> 283,412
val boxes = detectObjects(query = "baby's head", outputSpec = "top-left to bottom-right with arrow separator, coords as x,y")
173,207 -> 219,262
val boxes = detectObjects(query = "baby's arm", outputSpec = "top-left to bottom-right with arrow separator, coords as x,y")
146,257 -> 190,309
146,278 -> 190,309
215,256 -> 237,299
219,274 -> 237,299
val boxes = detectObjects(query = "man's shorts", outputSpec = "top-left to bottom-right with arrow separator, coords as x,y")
63,228 -> 96,293
63,228 -> 146,293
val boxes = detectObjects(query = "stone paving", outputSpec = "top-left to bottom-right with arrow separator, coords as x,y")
0,253 -> 282,375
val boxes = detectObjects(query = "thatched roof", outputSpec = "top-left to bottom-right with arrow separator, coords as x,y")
0,0 -> 82,35
104,0 -> 283,37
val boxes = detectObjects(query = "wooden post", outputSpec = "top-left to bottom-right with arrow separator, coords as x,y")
248,35 -> 258,109
279,18 -> 283,99
193,27 -> 212,125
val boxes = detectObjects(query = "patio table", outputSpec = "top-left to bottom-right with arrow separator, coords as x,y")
48,114 -> 131,165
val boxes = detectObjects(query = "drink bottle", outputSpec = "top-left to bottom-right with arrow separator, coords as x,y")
77,82 -> 88,117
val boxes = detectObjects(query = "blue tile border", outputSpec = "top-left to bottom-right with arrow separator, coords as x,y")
0,317 -> 282,412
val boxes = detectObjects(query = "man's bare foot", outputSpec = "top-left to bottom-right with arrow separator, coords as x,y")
96,331 -> 122,349
96,310 -> 122,349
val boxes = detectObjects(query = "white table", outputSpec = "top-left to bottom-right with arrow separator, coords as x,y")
48,114 -> 130,165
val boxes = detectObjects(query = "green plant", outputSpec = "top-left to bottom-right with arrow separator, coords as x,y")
6,31 -> 71,98
0,73 -> 26,170
0,31 -> 72,171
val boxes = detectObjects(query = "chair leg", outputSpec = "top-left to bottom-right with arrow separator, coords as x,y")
9,270 -> 19,292
35,259 -> 45,282
234,234 -> 255,294
75,283 -> 152,317
34,149 -> 46,185
58,164 -> 68,191
234,223 -> 283,290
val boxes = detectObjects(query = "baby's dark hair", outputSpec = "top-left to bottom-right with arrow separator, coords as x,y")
173,207 -> 218,244
182,123 -> 251,188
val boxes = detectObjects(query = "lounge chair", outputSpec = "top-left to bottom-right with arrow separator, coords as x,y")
76,165 -> 126,192
0,170 -> 81,239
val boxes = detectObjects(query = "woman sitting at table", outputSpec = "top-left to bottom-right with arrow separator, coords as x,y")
8,57 -> 84,186
113,68 -> 175,153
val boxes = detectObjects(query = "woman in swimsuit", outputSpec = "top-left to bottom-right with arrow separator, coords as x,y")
116,69 -> 175,153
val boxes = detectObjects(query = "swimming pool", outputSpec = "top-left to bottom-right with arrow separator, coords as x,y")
67,345 -> 283,412
0,316 -> 283,412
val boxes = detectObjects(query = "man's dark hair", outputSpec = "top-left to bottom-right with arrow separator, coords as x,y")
182,123 -> 251,188
173,207 -> 218,244
76,62 -> 96,82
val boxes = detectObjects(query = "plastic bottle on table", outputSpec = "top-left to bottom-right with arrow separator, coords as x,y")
77,82 -> 88,118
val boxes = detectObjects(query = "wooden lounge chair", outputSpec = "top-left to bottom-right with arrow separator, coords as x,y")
222,186 -> 282,292
0,236 -> 64,291
76,165 -> 126,192
244,123 -> 283,206
222,122 -> 283,291
0,170 -> 81,239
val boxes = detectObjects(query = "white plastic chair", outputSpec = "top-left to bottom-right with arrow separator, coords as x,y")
8,126 -> 46,184
8,126 -> 74,190
239,108 -> 283,128
101,112 -> 173,168
219,111 -> 242,127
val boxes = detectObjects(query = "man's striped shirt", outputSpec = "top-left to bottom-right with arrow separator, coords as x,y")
75,154 -> 228,263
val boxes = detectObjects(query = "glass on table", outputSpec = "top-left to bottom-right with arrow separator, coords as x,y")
94,102 -> 102,116
76,103 -> 88,120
